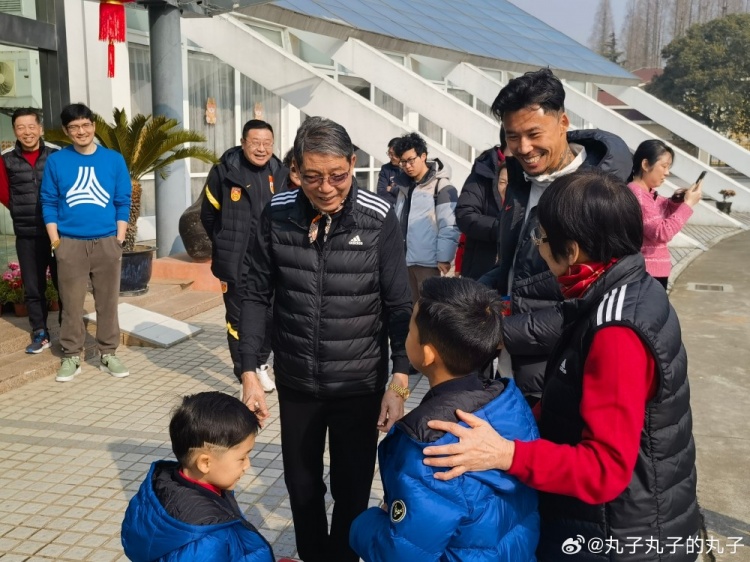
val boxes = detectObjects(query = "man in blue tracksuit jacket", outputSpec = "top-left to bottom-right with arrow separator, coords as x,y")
350,277 -> 539,562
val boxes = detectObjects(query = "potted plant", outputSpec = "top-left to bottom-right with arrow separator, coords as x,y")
1,262 -> 27,316
46,109 -> 218,294
716,189 -> 735,214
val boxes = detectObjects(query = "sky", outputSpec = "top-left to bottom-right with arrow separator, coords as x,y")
507,0 -> 629,48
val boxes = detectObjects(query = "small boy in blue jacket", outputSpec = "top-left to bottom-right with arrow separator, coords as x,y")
350,277 -> 540,562
122,391 -> 274,562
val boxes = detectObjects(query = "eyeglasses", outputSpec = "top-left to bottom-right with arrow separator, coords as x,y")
244,140 -> 273,150
399,155 -> 420,168
66,122 -> 94,133
386,150 -> 395,158
301,170 -> 350,189
530,227 -> 548,247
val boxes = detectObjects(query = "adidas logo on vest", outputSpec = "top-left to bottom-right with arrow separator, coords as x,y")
66,166 -> 110,208
348,235 -> 363,246
559,359 -> 567,374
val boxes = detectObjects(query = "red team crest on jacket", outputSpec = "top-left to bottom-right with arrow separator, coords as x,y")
230,187 -> 241,202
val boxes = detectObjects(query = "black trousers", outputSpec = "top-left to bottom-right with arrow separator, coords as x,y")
15,235 -> 60,333
223,281 -> 271,377
278,384 -> 383,562
655,276 -> 669,290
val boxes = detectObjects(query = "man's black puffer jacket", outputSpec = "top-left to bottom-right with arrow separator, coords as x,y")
456,146 -> 504,280
480,129 -> 632,400
200,147 -> 288,285
2,139 -> 58,237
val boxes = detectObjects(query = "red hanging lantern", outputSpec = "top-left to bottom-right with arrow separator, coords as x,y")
98,0 -> 134,78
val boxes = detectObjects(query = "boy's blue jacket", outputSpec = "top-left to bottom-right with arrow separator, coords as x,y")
121,461 -> 274,562
350,377 -> 540,562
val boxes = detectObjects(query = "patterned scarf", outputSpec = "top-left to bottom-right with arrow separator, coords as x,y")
558,259 -> 617,299
308,200 -> 345,245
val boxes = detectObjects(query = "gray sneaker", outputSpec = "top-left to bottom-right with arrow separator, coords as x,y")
100,354 -> 130,378
56,356 -> 81,382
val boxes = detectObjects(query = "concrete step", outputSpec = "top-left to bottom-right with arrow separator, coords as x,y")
0,279 -> 223,393
0,332 -> 98,394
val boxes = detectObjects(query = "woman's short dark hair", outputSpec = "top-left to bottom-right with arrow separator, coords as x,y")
393,132 -> 428,159
60,103 -> 95,127
169,391 -> 259,467
491,68 -> 565,121
416,277 -> 503,375
630,139 -> 675,181
537,169 -> 643,263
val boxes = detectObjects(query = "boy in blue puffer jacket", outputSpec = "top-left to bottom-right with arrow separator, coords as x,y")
122,391 -> 275,562
350,277 -> 539,562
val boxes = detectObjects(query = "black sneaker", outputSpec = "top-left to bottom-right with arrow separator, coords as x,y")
26,330 -> 51,354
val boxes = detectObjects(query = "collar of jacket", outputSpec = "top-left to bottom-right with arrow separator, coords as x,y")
11,138 -> 49,158
287,178 -> 360,234
560,253 -> 646,327
221,146 -> 281,187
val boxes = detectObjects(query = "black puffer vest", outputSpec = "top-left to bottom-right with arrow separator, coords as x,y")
268,181 -> 390,398
2,140 -> 58,237
537,254 -> 699,561
208,148 -> 288,284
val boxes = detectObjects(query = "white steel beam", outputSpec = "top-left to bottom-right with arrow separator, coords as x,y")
563,84 -> 750,214
446,62 -> 504,108
329,38 -> 500,150
181,15 -> 471,186
600,84 -> 750,180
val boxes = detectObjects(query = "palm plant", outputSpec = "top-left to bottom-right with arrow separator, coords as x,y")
45,108 -> 217,251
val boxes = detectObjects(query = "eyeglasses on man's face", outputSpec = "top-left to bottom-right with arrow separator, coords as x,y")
530,227 -> 548,247
399,155 -> 420,168
301,170 -> 350,189
244,140 -> 273,150
66,122 -> 94,133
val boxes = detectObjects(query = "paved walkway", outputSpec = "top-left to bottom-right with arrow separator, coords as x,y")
0,305 -> 429,561
0,233 -> 749,561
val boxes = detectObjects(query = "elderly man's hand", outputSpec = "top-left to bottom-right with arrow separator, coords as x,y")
378,389 -> 405,433
422,409 -> 515,480
241,371 -> 270,426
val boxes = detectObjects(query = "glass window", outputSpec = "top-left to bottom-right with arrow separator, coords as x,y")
128,44 -> 152,116
419,115 -> 441,144
0,0 -> 36,19
188,51 -> 235,174
240,74 -> 281,146
374,87 -> 404,121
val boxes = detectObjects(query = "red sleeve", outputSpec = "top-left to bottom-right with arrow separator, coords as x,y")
0,157 -> 9,208
507,326 -> 656,504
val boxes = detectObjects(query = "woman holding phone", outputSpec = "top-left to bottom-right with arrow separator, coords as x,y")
627,139 -> 702,289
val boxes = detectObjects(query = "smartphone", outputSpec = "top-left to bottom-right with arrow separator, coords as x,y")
696,170 -> 707,185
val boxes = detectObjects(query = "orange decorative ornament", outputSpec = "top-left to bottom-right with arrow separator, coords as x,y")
99,0 -> 134,77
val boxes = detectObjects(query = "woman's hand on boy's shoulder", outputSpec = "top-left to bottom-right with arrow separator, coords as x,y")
422,409 -> 515,479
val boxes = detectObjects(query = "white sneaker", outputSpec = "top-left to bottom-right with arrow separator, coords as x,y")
257,364 -> 276,393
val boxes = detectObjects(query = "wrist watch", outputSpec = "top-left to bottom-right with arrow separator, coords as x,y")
388,382 -> 411,400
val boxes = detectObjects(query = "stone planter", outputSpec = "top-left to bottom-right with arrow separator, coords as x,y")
49,300 -> 60,311
179,192 -> 212,262
121,245 -> 156,296
715,201 -> 732,214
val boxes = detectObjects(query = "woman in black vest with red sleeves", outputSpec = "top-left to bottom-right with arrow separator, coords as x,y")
423,169 -> 700,561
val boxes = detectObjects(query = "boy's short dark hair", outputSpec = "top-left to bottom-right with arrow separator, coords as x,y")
393,132 -> 428,159
12,108 -> 41,126
387,137 -> 399,149
169,391 -> 260,467
60,103 -> 95,127
416,277 -> 503,376
242,119 -> 274,139
538,169 -> 643,263
491,68 -> 565,121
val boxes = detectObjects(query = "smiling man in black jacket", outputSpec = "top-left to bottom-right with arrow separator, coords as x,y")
200,119 -> 288,392
238,117 -> 412,562
479,69 -> 631,405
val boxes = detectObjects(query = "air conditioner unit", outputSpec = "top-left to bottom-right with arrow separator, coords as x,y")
0,51 -> 42,108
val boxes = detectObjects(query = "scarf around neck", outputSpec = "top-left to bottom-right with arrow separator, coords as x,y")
308,199 -> 345,244
558,258 -> 617,299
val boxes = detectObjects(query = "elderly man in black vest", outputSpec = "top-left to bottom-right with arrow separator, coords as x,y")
1,108 -> 59,353
239,117 -> 412,562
